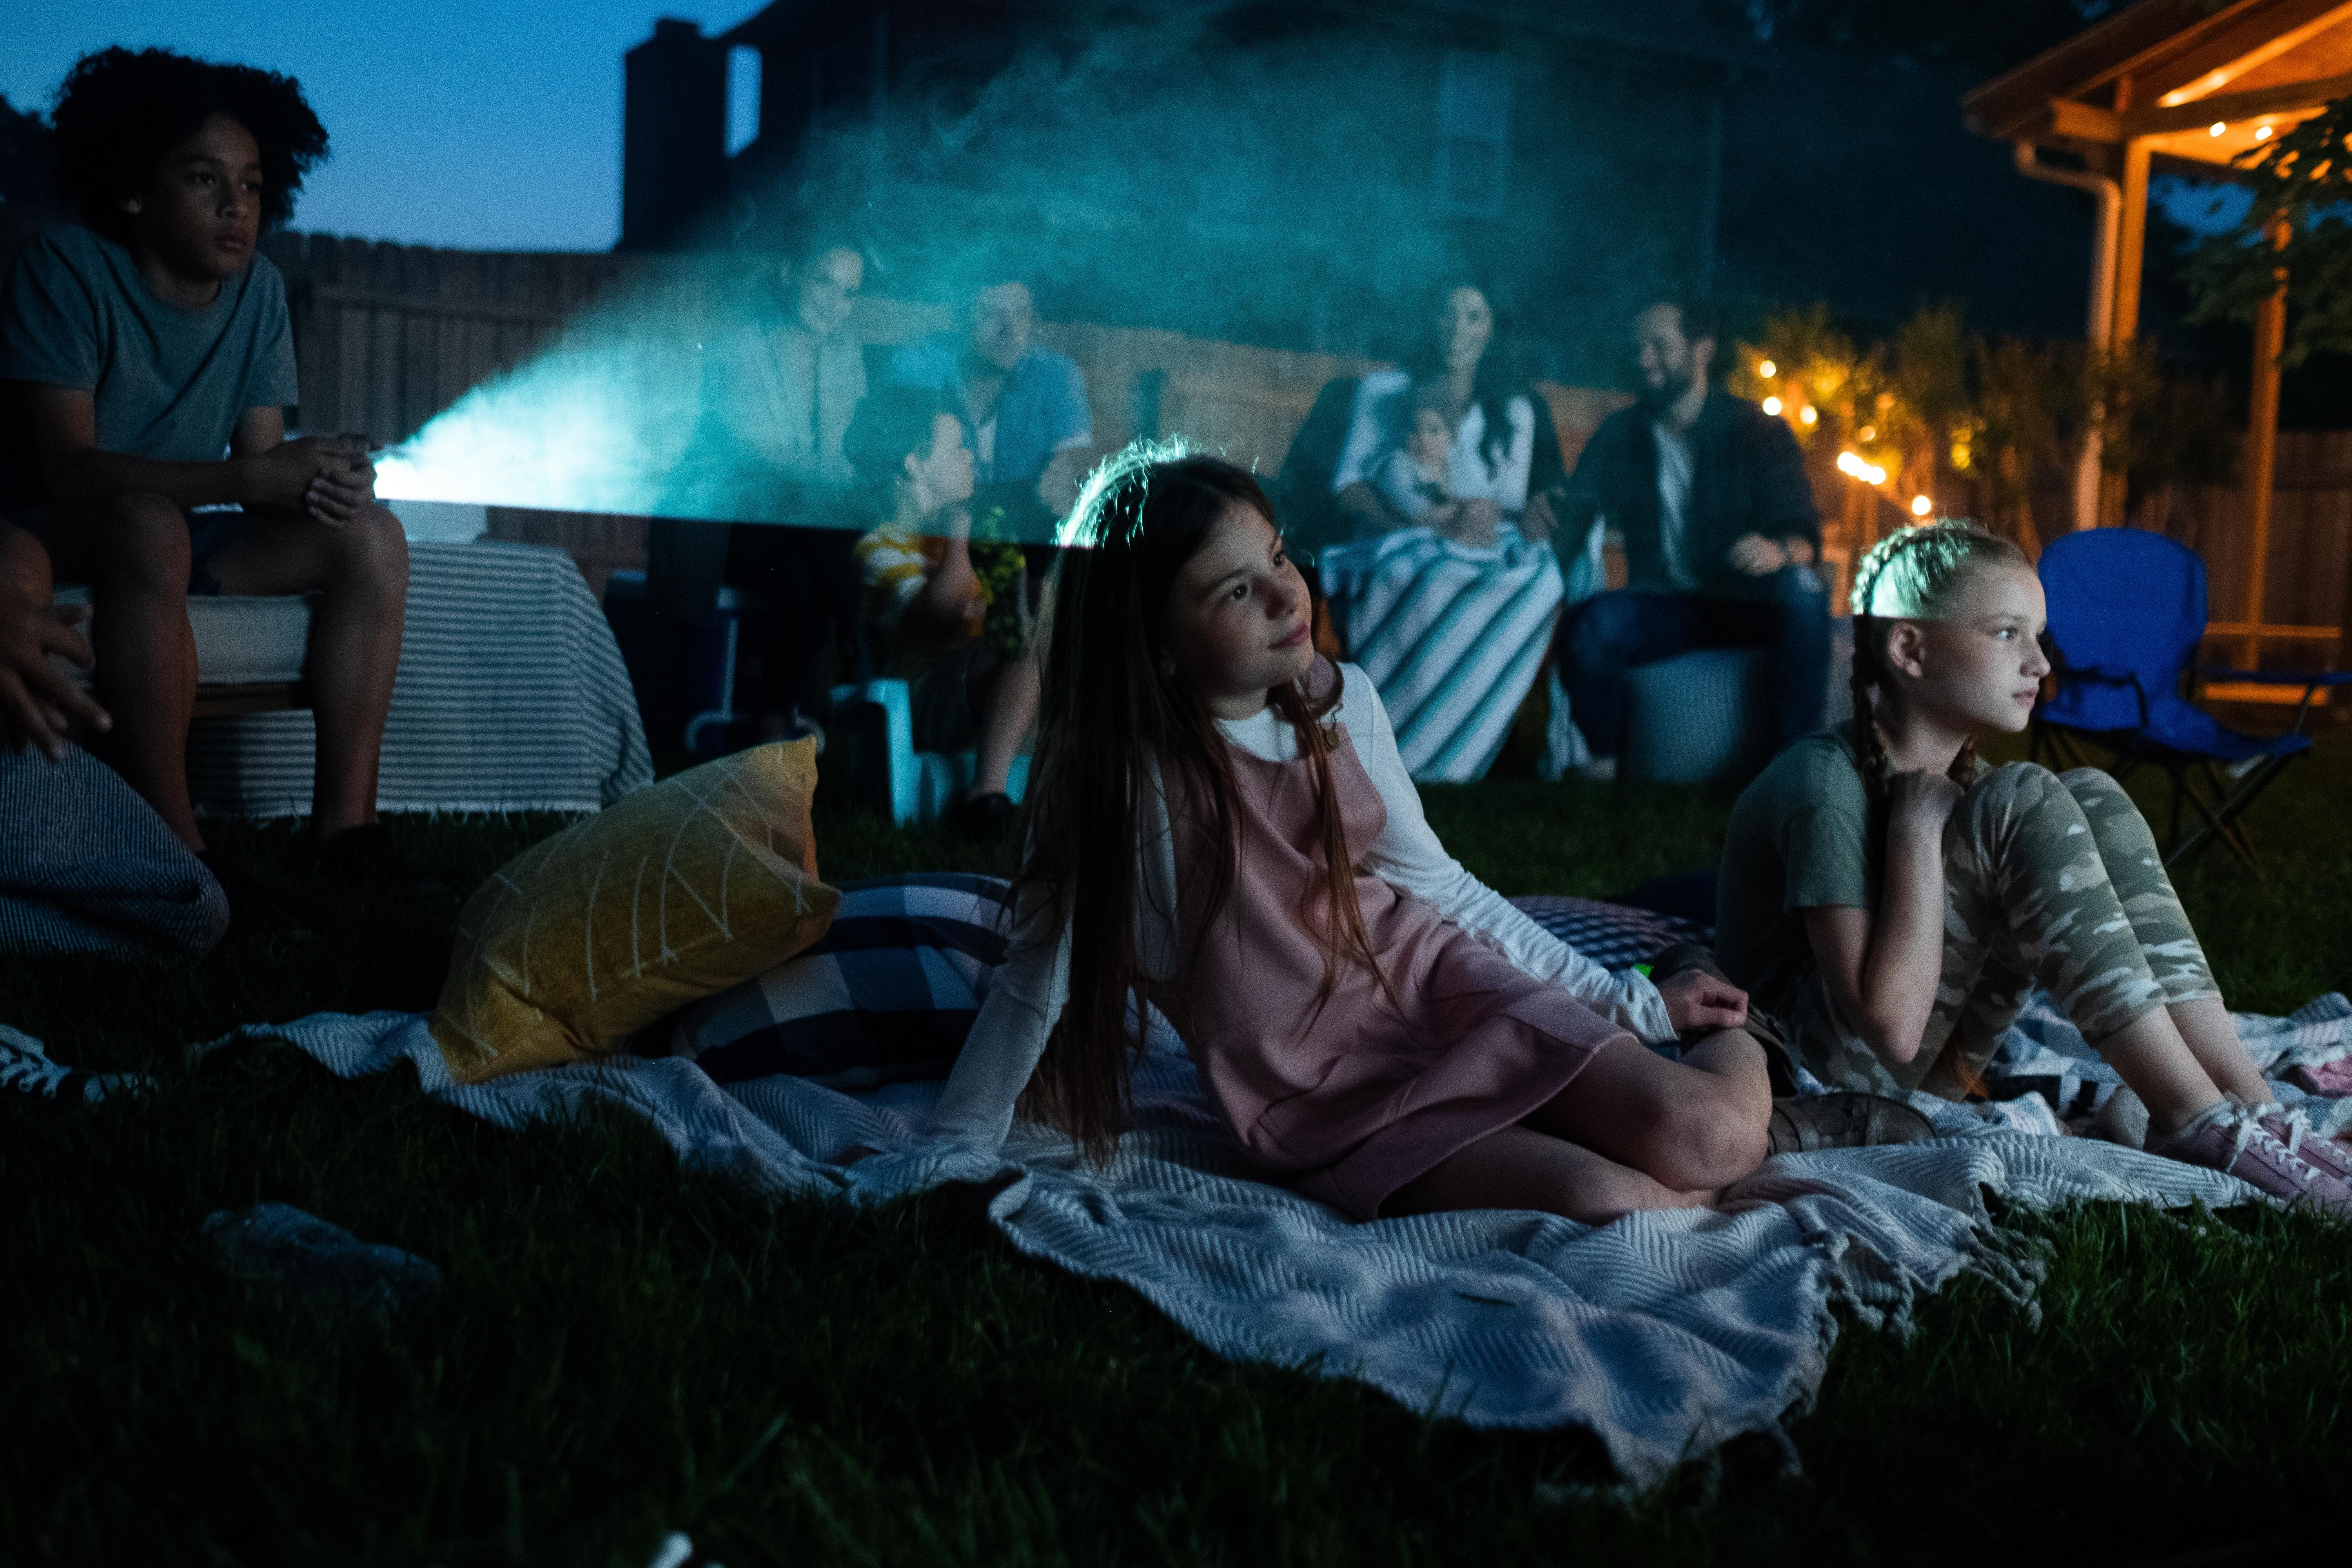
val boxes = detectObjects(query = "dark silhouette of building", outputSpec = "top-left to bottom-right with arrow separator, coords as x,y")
619,2 -> 2096,369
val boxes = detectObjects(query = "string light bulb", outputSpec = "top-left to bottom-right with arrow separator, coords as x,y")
1799,405 -> 1818,425
2210,122 -> 2227,136
1762,396 -> 1783,416
1835,451 -> 1888,485
2256,125 -> 2274,141
1758,359 -> 1777,378
1911,495 -> 1932,517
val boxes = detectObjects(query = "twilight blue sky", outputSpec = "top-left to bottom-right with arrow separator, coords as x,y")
7,2 -> 2247,254
4,0 -> 762,251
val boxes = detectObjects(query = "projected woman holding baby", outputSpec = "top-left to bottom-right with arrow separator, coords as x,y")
1315,283 -> 1571,782
651,232 -> 873,746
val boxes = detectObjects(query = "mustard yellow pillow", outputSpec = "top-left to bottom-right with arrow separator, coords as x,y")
430,739 -> 840,1084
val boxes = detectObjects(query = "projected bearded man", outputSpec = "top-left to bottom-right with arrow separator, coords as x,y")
887,278 -> 1093,531
0,47 -> 433,926
1552,297 -> 1829,782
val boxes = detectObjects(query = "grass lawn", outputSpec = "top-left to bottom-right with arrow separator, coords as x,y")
6,731 -> 2351,1566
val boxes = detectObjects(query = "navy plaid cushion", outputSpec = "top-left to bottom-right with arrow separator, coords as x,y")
671,873 -> 1011,1091
1504,896 -> 1708,971
668,877 -> 1704,1089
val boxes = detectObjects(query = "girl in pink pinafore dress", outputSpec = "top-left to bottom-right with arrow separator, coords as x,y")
927,450 -> 1776,1223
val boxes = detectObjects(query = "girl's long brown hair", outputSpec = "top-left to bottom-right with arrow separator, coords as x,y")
1014,445 -> 1390,1162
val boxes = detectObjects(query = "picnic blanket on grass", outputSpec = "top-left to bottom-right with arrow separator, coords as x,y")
194,993 -> 2352,1490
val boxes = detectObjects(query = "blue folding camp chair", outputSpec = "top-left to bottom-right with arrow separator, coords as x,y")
2033,528 -> 2350,874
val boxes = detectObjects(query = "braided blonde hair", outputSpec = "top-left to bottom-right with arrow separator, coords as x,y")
1846,521 -> 2030,804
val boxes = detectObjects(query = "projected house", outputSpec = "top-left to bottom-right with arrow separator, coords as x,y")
618,1 -> 1755,370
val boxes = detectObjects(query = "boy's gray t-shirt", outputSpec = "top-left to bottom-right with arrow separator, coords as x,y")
1715,725 -> 1877,1016
0,222 -> 298,503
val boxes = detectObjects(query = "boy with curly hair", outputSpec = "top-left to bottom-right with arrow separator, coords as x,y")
0,47 -> 433,917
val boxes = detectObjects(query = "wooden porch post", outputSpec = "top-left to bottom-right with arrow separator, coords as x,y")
2243,218 -> 2289,669
2102,138 -> 2154,527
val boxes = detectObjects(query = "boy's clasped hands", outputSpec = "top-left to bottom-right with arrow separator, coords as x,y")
247,432 -> 377,526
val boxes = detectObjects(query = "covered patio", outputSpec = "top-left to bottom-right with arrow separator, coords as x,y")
1966,0 -> 2352,694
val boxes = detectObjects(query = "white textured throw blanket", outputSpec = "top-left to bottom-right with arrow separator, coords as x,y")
201,1000 -> 2352,1488
187,541 -> 653,817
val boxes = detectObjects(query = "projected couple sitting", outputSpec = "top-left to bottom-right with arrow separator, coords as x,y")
0,46 -> 432,933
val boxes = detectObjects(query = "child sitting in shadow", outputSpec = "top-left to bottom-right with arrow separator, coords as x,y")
0,46 -> 434,933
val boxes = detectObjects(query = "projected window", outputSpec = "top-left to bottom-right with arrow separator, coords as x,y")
1436,50 -> 1509,218
726,45 -> 762,157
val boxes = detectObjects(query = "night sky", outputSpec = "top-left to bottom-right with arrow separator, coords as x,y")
4,0 -> 758,251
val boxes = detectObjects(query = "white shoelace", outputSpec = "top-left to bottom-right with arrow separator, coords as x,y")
0,1043 -> 71,1097
2224,1108 -> 2324,1187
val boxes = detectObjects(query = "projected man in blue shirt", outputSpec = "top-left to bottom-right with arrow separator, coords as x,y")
887,278 -> 1093,533
0,48 -> 434,924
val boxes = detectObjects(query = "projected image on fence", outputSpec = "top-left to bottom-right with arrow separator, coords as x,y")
358,5 -> 1699,546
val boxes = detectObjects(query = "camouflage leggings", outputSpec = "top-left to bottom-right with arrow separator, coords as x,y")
1796,764 -> 2220,1100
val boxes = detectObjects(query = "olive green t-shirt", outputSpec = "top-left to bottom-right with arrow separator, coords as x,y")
1715,725 -> 1878,1017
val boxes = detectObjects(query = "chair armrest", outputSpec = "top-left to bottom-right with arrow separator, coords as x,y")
2049,662 -> 2152,728
2198,667 -> 2352,686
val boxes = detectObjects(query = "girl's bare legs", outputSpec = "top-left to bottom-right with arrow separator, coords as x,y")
1528,1030 -> 1773,1190
1387,1123 -> 1719,1224
2091,1006 -> 2229,1139
1390,1034 -> 1774,1223
2167,997 -> 2271,1107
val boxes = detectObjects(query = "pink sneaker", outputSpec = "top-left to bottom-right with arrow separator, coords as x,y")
2146,1102 -> 2352,1217
2251,1102 -> 2352,1187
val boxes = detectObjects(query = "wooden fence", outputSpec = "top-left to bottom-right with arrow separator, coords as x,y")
265,233 -> 2349,664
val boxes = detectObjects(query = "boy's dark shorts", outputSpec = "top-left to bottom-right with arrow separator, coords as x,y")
184,507 -> 243,596
4,499 -> 243,596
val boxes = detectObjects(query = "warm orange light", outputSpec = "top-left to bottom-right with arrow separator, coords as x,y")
1799,405 -> 1818,425
1836,452 -> 1888,485
1762,396 -> 1783,416
1911,494 -> 1932,517
2256,125 -> 2274,141
2210,122 -> 2227,137
1758,359 -> 1777,378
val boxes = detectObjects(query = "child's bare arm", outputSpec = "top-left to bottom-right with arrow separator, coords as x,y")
902,506 -> 985,639
15,385 -> 363,518
1802,772 -> 1962,1064
0,522 -> 108,759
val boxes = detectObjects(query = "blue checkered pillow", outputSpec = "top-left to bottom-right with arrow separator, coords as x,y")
1505,896 -> 1708,969
667,873 -> 1012,1091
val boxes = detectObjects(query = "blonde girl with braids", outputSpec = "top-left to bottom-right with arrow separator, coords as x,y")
1716,520 -> 2352,1209
923,447 -> 1781,1224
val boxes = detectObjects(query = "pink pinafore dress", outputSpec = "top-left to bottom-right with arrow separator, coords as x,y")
1156,717 -> 1630,1221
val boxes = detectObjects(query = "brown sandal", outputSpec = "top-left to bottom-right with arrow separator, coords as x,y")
1766,1092 -> 1936,1156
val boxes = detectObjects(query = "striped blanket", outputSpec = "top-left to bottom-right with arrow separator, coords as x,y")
1317,529 -> 1564,782
188,541 -> 653,817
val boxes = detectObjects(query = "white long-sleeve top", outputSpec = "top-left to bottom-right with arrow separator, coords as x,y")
924,664 -> 1676,1152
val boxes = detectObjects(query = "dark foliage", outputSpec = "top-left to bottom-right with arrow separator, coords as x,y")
0,95 -> 48,210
